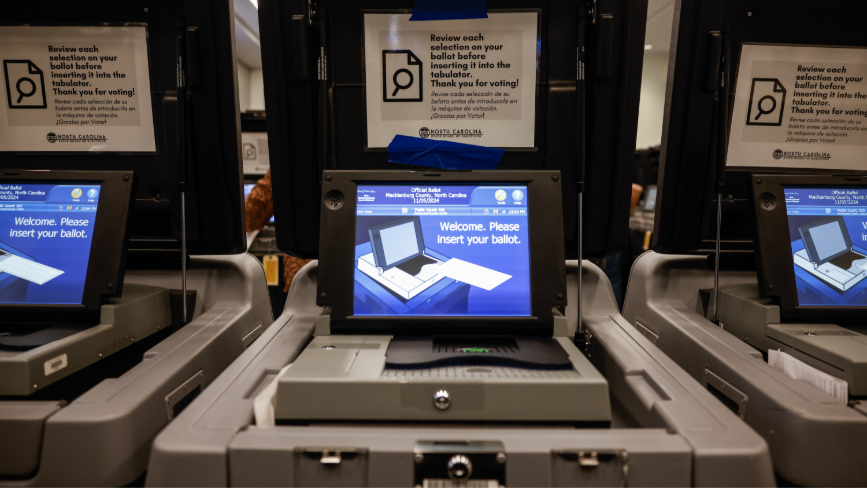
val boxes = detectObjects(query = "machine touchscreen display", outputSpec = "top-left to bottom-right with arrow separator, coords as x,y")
0,182 -> 100,305
784,187 -> 867,306
354,184 -> 531,316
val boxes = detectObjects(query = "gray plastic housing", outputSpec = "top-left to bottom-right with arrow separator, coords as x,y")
0,254 -> 272,486
711,284 -> 867,395
0,284 -> 171,397
623,251 -> 867,486
146,261 -> 773,487
275,335 -> 611,422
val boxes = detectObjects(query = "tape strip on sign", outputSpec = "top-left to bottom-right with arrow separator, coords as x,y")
410,0 -> 488,21
387,135 -> 504,170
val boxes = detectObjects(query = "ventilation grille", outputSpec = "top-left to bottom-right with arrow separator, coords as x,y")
433,345 -> 519,354
382,365 -> 579,379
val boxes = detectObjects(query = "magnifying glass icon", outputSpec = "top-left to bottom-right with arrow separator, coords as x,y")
754,95 -> 776,120
15,77 -> 37,103
392,69 -> 414,97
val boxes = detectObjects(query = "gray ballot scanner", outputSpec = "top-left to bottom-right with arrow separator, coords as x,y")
0,2 -> 272,486
147,1 -> 774,486
622,1 -> 867,485
274,171 -> 611,423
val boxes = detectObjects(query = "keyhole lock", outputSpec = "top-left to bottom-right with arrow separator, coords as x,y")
447,454 -> 472,480
433,389 -> 451,410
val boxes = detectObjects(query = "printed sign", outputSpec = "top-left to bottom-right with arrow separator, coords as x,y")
728,44 -> 867,171
242,131 -> 270,175
0,25 -> 156,152
363,12 -> 539,148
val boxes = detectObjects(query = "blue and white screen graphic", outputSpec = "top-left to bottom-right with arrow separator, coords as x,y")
353,184 -> 531,316
0,182 -> 100,305
784,187 -> 867,306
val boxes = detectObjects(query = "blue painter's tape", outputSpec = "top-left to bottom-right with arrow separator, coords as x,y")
387,135 -> 504,170
410,0 -> 488,21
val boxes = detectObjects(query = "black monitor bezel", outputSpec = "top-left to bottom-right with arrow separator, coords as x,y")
752,173 -> 867,320
318,170 -> 565,335
0,169 -> 135,322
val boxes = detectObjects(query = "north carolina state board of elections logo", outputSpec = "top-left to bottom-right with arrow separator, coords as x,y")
773,149 -> 783,159
46,132 -> 57,143
419,127 -> 431,139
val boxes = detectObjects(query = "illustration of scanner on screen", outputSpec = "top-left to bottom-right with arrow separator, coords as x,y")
0,242 -> 64,300
793,217 -> 867,292
357,217 -> 510,300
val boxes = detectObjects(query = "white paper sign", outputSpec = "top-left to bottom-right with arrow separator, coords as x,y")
728,44 -> 867,171
242,131 -> 270,175
363,13 -> 539,148
0,25 -> 156,152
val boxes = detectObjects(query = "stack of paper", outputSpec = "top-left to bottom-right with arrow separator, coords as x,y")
769,349 -> 848,403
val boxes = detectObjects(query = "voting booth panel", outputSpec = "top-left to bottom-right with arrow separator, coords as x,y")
260,0 -> 647,260
623,0 -> 867,484
0,1 -> 272,486
1,1 -> 246,255
652,0 -> 867,255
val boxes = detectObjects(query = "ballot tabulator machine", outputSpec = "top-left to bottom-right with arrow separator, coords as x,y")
146,1 -> 773,486
0,2 -> 272,486
622,0 -> 867,485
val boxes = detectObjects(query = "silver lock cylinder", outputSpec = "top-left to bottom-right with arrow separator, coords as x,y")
412,441 -> 505,486
433,390 -> 451,410
447,454 -> 472,480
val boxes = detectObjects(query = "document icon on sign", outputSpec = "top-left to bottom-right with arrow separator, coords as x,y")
746,78 -> 786,126
243,143 -> 257,160
3,60 -> 47,109
382,50 -> 423,102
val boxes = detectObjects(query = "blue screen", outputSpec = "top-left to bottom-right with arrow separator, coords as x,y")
0,182 -> 100,305
353,184 -> 531,316
784,187 -> 867,307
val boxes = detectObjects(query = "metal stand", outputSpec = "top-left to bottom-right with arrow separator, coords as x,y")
575,2 -> 592,335
177,27 -> 189,323
181,193 -> 187,321
712,27 -> 729,325
712,192 -> 722,323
